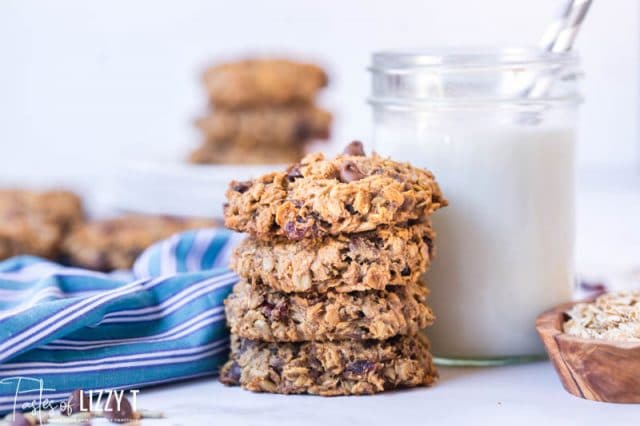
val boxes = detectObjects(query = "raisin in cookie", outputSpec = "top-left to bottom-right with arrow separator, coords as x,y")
0,190 -> 84,260
225,280 -> 434,342
220,335 -> 437,395
197,105 -> 331,148
224,141 -> 447,241
204,59 -> 328,109
232,222 -> 434,293
62,214 -> 215,271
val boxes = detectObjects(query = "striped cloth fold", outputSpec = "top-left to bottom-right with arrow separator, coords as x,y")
0,228 -> 243,414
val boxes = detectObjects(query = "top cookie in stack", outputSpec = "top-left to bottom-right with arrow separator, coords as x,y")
220,142 -> 447,396
224,141 -> 446,242
190,59 -> 332,165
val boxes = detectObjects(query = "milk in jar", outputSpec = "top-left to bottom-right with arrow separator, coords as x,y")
369,48 -> 581,363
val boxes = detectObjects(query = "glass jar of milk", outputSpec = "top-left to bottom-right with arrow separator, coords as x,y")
370,48 -> 581,365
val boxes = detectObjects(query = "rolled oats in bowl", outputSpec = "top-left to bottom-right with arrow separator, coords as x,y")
563,291 -> 640,342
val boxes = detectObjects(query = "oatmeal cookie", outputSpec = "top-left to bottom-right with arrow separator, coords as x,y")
220,335 -> 437,395
0,190 -> 84,260
225,280 -> 434,342
204,59 -> 328,109
189,144 -> 303,165
224,141 -> 447,240
232,222 -> 434,292
62,214 -> 215,271
197,106 -> 331,148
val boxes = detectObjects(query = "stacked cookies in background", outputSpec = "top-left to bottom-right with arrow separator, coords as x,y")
220,141 -> 447,395
0,190 -> 84,261
190,59 -> 332,165
62,215 -> 216,271
0,188 -> 217,271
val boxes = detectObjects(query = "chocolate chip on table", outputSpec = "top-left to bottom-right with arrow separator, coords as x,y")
578,280 -> 607,294
343,140 -> 365,156
64,389 -> 90,416
103,394 -> 134,424
338,161 -> 365,183
231,180 -> 252,193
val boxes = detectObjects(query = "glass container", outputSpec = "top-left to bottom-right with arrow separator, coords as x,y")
370,47 -> 582,365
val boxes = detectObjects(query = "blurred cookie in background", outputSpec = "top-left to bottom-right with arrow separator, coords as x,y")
189,57 -> 331,165
0,189 -> 84,260
196,105 -> 331,148
62,214 -> 216,271
189,143 -> 304,165
203,59 -> 328,110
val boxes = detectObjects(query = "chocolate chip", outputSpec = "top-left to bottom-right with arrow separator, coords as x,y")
103,394 -> 134,424
308,357 -> 322,381
383,379 -> 396,390
260,300 -> 275,316
422,236 -> 434,257
227,361 -> 242,383
362,339 -> 377,349
293,121 -> 312,140
338,161 -> 365,183
400,196 -> 415,212
291,345 -> 301,358
344,204 -> 356,214
239,338 -> 255,354
261,300 -> 289,320
579,281 -> 607,293
284,221 -> 309,240
231,180 -> 252,193
400,266 -> 411,276
345,360 -> 376,376
270,357 -> 285,375
275,301 -> 289,320
343,141 -> 365,156
286,165 -> 303,182
64,389 -> 90,416
8,413 -> 33,426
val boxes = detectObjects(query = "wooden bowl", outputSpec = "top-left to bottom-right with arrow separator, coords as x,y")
536,300 -> 640,403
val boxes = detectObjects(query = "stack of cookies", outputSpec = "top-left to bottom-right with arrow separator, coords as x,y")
190,58 -> 332,165
220,141 -> 447,395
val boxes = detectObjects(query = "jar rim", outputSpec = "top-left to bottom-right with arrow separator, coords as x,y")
370,46 -> 579,72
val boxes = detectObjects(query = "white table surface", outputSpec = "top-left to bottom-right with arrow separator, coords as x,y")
97,169 -> 640,425
131,363 -> 639,426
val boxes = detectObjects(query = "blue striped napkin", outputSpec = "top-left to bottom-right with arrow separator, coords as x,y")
0,228 -> 243,414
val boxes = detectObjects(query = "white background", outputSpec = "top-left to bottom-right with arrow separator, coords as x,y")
0,0 -> 638,186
